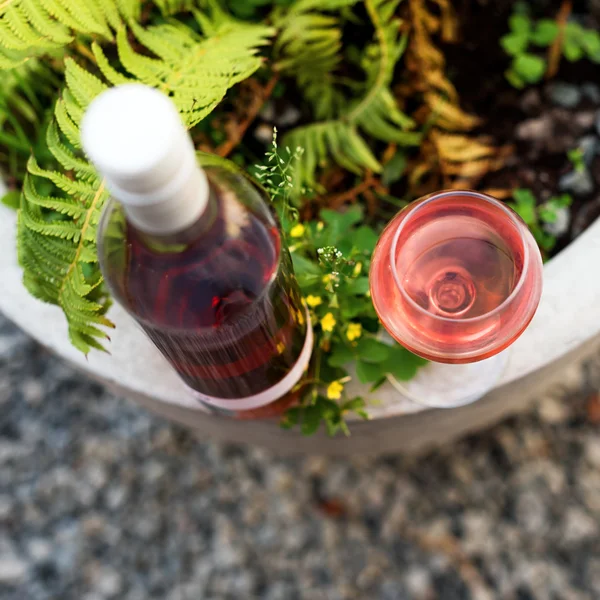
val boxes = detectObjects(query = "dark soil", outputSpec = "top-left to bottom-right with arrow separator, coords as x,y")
446,0 -> 600,255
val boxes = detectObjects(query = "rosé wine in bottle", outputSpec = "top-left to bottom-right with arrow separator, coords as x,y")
370,190 -> 543,365
83,85 -> 312,417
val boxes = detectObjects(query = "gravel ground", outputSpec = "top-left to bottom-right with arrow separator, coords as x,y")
1,312 -> 600,600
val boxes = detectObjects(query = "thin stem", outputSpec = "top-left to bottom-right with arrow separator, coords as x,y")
546,0 -> 572,79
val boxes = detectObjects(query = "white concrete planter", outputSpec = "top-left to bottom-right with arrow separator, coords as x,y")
2,200 -> 600,454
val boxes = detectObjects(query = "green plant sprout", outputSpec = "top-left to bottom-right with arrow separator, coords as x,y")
509,188 -> 572,255
501,4 -> 600,88
567,147 -> 586,173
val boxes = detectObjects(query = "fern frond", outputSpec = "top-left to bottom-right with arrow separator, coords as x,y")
274,0 -> 359,120
0,0 -> 140,68
285,121 -> 381,191
19,157 -> 112,352
154,0 -> 195,17
345,0 -> 416,144
18,13 -> 274,353
91,19 -> 274,127
283,0 -> 417,189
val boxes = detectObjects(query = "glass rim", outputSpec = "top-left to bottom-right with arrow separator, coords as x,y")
389,189 -> 531,325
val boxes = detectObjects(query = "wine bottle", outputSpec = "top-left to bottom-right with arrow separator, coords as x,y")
83,84 -> 312,417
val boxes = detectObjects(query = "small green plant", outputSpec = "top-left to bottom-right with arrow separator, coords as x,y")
501,4 -> 600,88
509,188 -> 572,255
256,132 -> 427,436
567,147 -> 586,173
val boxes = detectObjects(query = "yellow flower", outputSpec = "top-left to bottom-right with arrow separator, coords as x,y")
353,262 -> 363,277
327,381 -> 344,400
316,221 -> 324,231
346,323 -> 362,342
322,274 -> 331,284
290,224 -> 305,238
306,295 -> 322,308
320,312 -> 336,332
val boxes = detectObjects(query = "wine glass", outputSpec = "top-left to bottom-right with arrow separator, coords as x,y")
370,190 -> 544,408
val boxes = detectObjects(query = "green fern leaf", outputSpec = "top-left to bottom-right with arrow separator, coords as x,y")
154,0 -> 195,17
45,120 -> 96,177
96,19 -> 274,127
0,0 -> 140,67
283,0 -> 418,189
274,0 -> 359,120
285,121 -> 381,191
344,0 -> 417,144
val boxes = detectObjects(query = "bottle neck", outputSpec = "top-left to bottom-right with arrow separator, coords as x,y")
115,154 -> 210,236
131,183 -> 220,253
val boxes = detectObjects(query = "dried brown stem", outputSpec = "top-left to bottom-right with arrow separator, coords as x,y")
321,172 -> 386,209
216,74 -> 279,158
546,0 -> 572,79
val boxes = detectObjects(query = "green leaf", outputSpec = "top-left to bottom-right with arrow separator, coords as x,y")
384,345 -> 427,381
320,205 -> 363,245
555,193 -> 573,208
341,295 -> 374,319
345,277 -> 370,295
301,404 -> 322,435
328,344 -> 355,367
510,188 -> 537,225
356,337 -> 390,363
280,406 -> 301,429
382,151 -> 407,186
513,53 -> 546,83
567,148 -> 585,173
509,13 -> 531,35
538,207 -> 557,223
501,32 -> 529,56
1,190 -> 21,210
581,29 -> 600,57
563,40 -> 584,62
530,19 -> 559,46
352,225 -> 379,254
356,360 -> 384,383
291,253 -> 321,276
341,396 -> 366,412
539,194 -> 571,224
532,225 -> 556,252
369,376 -> 388,392
505,69 -> 525,89
321,205 -> 363,229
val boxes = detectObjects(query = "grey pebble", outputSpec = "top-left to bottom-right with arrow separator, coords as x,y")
26,539 -> 53,563
559,169 -> 594,195
582,82 -> 600,103
92,566 -> 123,598
0,495 -> 13,521
516,114 -> 552,141
547,82 -> 582,109
274,105 -> 301,127
0,555 -> 27,584
579,134 -> 598,166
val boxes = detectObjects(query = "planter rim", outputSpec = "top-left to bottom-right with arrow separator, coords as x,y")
2,199 -> 600,423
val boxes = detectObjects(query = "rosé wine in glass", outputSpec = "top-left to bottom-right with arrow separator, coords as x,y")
369,190 -> 543,407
